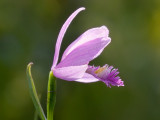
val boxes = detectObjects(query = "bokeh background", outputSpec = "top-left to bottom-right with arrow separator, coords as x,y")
0,0 -> 160,120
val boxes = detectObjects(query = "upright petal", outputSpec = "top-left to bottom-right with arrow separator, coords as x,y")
61,26 -> 110,61
56,35 -> 111,68
52,7 -> 85,69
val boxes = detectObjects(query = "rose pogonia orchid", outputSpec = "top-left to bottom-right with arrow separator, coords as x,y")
51,7 -> 124,87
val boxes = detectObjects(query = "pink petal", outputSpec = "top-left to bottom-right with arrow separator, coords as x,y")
75,73 -> 99,83
61,26 -> 110,61
52,7 -> 85,69
56,36 -> 111,68
53,64 -> 88,81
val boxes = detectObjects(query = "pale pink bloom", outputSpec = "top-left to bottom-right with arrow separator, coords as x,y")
51,7 -> 124,87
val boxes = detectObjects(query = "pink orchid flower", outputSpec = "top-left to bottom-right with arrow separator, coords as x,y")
51,7 -> 124,87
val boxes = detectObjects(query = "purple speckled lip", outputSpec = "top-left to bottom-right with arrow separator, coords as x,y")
51,7 -> 124,87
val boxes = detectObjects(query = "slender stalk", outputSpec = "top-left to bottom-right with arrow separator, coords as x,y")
47,71 -> 56,120
26,63 -> 46,120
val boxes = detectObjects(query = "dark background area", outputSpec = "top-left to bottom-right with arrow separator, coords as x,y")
0,0 -> 160,120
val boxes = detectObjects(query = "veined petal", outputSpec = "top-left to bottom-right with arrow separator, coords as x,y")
56,36 -> 111,68
52,7 -> 85,69
61,26 -> 110,61
75,73 -> 99,83
53,64 -> 88,81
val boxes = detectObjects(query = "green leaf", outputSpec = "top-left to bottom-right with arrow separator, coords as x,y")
26,62 -> 46,120
34,111 -> 38,120
47,71 -> 56,120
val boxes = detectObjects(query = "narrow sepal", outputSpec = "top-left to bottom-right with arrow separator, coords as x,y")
26,63 -> 46,120
47,71 -> 56,120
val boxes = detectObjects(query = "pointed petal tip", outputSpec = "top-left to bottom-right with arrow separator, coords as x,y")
101,25 -> 108,29
79,7 -> 85,10
100,25 -> 110,35
76,7 -> 86,14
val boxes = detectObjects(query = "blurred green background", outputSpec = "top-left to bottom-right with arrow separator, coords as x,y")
0,0 -> 160,120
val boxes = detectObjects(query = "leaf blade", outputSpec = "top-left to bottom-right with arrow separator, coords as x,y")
26,62 -> 46,120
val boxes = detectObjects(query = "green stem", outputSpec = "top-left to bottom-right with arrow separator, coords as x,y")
47,71 -> 56,120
